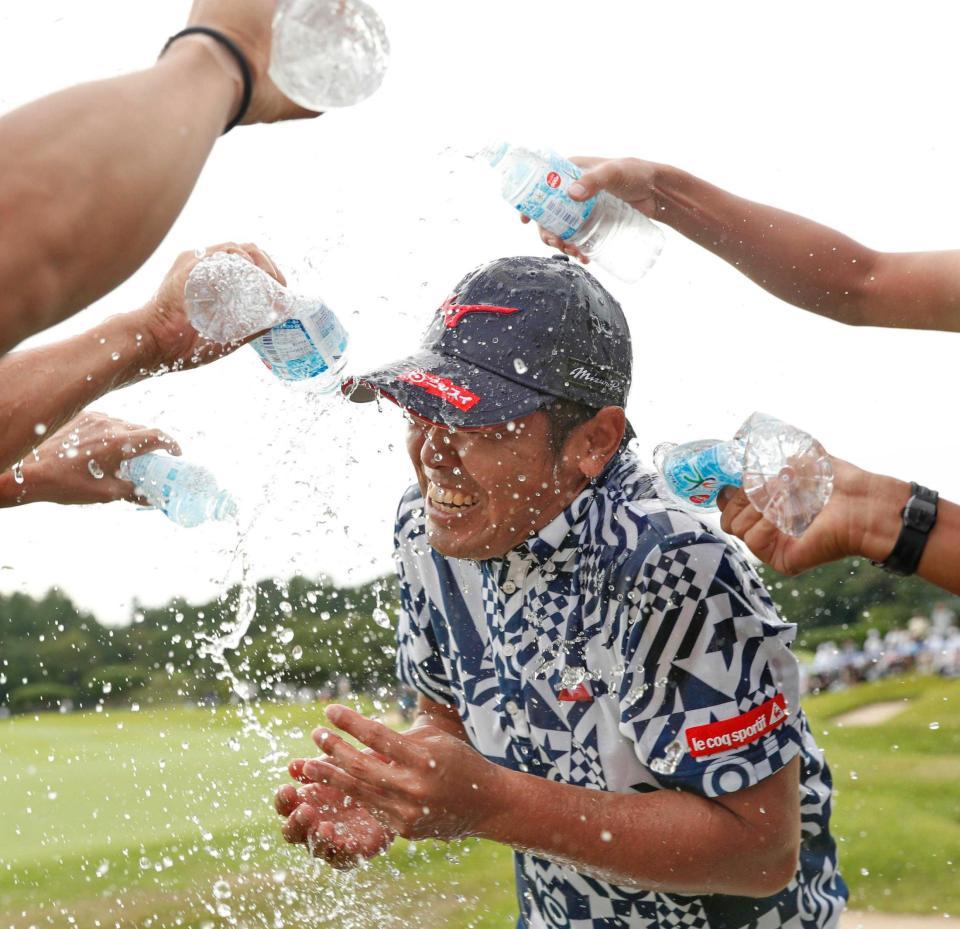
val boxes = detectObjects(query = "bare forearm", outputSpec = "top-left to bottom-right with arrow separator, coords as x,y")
0,310 -> 153,472
0,38 -> 239,355
857,473 -> 960,594
652,164 -> 889,325
477,768 -> 792,897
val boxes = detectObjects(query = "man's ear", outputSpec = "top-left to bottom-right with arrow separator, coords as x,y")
568,407 -> 626,479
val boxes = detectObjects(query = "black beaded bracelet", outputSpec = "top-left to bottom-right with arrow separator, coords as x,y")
160,27 -> 254,134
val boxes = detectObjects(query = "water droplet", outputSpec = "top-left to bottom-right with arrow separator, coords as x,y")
87,459 -> 104,480
212,879 -> 232,900
291,645 -> 303,660
228,737 -> 241,752
111,352 -> 121,361
372,607 -> 391,629
929,721 -> 941,730
34,423 -> 47,436
278,627 -> 295,644
513,358 -> 528,374
12,461 -> 25,483
600,830 -> 612,842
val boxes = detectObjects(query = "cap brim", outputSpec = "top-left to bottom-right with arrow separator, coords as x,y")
343,349 -> 553,428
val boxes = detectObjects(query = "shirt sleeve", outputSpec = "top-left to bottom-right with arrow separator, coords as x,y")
615,525 -> 803,798
393,486 -> 457,705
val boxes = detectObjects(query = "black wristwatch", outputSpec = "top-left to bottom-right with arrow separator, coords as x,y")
872,482 -> 939,576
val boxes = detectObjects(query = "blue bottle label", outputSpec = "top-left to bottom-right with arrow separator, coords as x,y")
513,152 -> 596,241
252,300 -> 348,382
662,443 -> 743,508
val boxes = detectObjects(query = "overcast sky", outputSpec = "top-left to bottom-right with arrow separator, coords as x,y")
1,0 -> 958,624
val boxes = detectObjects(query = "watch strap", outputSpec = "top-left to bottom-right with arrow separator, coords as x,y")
872,482 -> 938,576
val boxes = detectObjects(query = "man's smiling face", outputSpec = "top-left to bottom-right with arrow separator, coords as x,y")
405,411 -> 587,560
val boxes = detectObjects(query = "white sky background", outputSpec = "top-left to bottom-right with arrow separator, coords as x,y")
1,0 -> 958,625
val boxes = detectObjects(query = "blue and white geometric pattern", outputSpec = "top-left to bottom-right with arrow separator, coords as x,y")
394,451 -> 848,929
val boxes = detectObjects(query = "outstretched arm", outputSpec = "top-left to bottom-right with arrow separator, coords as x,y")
531,157 -> 960,332
0,242 -> 282,473
0,0 -> 314,356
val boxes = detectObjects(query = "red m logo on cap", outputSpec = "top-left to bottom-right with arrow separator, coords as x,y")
441,296 -> 521,329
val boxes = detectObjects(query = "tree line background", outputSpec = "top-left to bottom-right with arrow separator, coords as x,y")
0,560 -> 954,714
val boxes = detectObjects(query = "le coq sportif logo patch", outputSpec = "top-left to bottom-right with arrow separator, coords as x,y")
685,693 -> 788,758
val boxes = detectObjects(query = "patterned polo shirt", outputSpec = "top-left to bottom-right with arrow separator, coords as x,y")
394,450 -> 847,929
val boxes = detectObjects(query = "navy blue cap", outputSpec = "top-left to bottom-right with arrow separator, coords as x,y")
344,255 -> 632,428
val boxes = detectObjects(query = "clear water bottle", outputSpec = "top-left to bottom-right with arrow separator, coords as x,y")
653,412 -> 834,537
184,253 -> 349,391
482,143 -> 664,283
120,453 -> 237,528
269,0 -> 390,110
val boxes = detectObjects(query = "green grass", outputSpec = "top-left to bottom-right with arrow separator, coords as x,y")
802,674 -> 960,915
1,675 -> 957,927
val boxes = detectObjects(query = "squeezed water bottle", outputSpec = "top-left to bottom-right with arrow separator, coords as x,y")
184,253 -> 349,391
120,453 -> 237,528
653,412 -> 834,537
269,0 -> 390,110
482,143 -> 664,283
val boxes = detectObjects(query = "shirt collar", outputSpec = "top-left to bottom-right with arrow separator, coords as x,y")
482,449 -> 650,573
520,482 -> 596,569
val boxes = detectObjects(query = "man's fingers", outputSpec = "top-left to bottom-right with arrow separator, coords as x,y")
568,159 -> 627,202
240,242 -> 287,286
304,761 -> 388,816
718,488 -> 751,535
275,784 -> 300,817
324,705 -> 416,764
289,758 -> 308,782
306,736 -> 395,789
125,428 -> 182,459
282,802 -> 317,844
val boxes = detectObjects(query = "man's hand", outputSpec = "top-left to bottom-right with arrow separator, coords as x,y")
522,156 -> 660,261
136,242 -> 285,373
298,704 -> 504,842
275,770 -> 394,870
717,456 -> 904,575
186,0 -> 320,124
0,412 -> 179,508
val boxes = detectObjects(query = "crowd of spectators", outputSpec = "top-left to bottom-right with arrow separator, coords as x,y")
802,603 -> 960,693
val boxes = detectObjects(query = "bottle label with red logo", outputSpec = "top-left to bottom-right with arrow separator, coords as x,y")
512,151 -> 597,241
660,439 -> 743,509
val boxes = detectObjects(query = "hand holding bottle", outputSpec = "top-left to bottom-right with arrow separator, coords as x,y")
0,412 -> 180,508
655,412 -> 834,537
138,242 -> 285,373
522,156 -> 662,263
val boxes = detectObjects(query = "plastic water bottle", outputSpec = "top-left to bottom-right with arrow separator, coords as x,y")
120,453 -> 237,528
269,0 -> 390,110
653,412 -> 834,537
184,253 -> 349,391
482,143 -> 664,283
